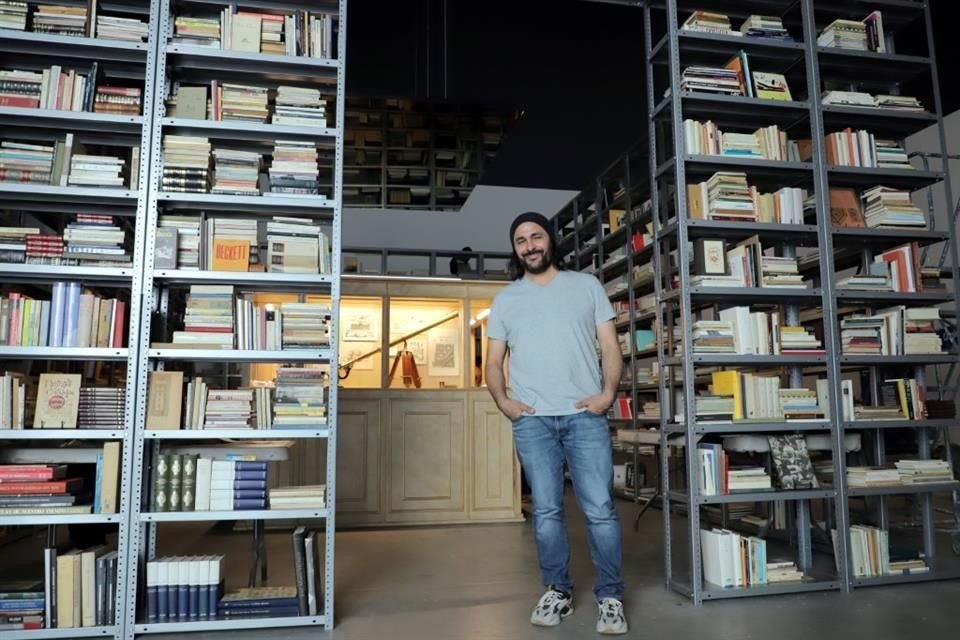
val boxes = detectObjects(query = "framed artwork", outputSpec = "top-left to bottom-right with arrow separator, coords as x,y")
341,342 -> 376,370
407,337 -> 427,365
342,307 -> 379,342
428,327 -> 460,377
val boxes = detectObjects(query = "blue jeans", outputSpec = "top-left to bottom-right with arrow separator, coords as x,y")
512,411 -> 624,601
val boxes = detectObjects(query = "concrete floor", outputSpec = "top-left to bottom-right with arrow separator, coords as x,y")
151,489 -> 960,640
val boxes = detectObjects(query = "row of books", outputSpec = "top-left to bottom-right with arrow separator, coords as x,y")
0,136 -> 137,188
168,82 -> 327,128
1,372 -> 125,430
822,90 -> 924,112
172,8 -> 336,59
0,215 -> 130,266
161,135 -> 322,196
687,172 -> 805,224
683,120 -> 801,161
700,371 -> 824,423
680,61 -> 791,101
151,456 -> 269,512
818,12 -> 887,52
682,11 -> 790,41
832,526 -> 929,578
692,235 -> 806,289
0,285 -> 126,348
825,128 -> 912,170
840,306 -> 943,356
847,460 -> 954,487
700,529 -> 806,588
690,307 -> 822,356
0,2 -> 147,41
0,451 -> 119,515
0,63 -> 141,115
145,368 -> 327,431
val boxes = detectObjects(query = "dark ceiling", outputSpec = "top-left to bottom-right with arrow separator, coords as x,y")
346,0 -> 960,193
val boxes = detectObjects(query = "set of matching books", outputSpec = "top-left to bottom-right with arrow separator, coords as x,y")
840,306 -> 943,356
145,368 -> 328,431
2,2 -> 147,40
683,120 -> 801,161
168,82 -> 328,128
144,556 -> 224,622
1,284 -> 125,348
152,456 -> 267,512
172,8 -> 337,59
818,11 -> 886,52
0,450 -> 118,515
701,529 -> 805,588
0,136 -> 136,188
682,11 -> 791,41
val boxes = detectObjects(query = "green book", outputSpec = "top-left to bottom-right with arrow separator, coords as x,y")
180,454 -> 198,512
168,454 -> 183,512
152,454 -> 171,512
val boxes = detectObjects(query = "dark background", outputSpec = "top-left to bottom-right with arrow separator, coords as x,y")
345,0 -> 960,192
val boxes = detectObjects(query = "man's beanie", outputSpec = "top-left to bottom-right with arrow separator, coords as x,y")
509,211 -> 552,242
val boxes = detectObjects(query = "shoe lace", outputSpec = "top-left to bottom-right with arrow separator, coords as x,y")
601,598 -> 622,619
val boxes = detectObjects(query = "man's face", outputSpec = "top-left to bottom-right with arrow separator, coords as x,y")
513,222 -> 552,275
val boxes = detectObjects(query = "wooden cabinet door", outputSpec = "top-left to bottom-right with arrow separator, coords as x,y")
336,397 -> 384,518
388,398 -> 465,514
470,396 -> 520,517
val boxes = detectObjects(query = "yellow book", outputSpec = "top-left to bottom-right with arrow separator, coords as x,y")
211,239 -> 250,272
712,370 -> 743,420
608,208 -> 625,232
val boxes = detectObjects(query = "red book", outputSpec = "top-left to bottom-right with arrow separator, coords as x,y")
0,478 -> 82,494
0,465 -> 65,482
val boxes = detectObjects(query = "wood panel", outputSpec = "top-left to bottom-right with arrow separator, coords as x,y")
470,396 -> 520,516
389,398 -> 465,514
336,397 -> 383,517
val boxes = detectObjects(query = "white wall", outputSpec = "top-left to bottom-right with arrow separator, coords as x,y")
905,108 -> 960,441
341,185 -> 578,252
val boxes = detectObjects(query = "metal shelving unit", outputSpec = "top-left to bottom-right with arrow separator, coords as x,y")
644,0 -> 960,605
0,0 -> 161,637
119,0 -> 347,636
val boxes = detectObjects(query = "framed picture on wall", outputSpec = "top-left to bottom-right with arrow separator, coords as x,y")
407,337 -> 427,365
341,342 -> 376,370
428,327 -> 460,377
342,308 -> 379,342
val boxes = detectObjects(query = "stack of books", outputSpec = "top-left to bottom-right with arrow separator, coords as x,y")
760,256 -> 804,288
0,1 -> 28,30
172,285 -> 234,349
691,320 -> 735,353
779,387 -> 823,419
818,19 -> 867,50
280,302 -> 331,348
96,15 -> 148,41
822,90 -> 876,107
273,367 -> 327,427
68,153 -> 125,187
0,140 -> 54,184
94,86 -> 142,115
706,171 -> 756,221
77,386 -> 125,429
157,215 -> 201,269
862,186 -> 926,228
894,459 -> 954,484
740,15 -> 790,40
202,388 -> 254,429
847,466 -> 901,487
269,485 -> 326,509
876,95 -> 924,111
274,86 -> 327,126
727,467 -> 773,492
840,316 -> 886,355
874,139 -> 912,169
680,66 -> 742,95
210,460 -> 267,511
779,326 -> 823,354
681,10 -> 735,35
756,187 -> 805,224
211,147 -> 261,195
0,464 -> 87,515
161,135 -> 211,193
31,4 -> 87,36
172,15 -> 220,46
216,587 -> 299,620
266,217 -> 331,274
269,140 -> 319,195
903,307 -> 943,354
220,83 -> 269,122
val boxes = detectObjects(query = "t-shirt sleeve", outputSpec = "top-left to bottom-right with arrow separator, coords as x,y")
592,277 -> 616,326
486,295 -> 508,341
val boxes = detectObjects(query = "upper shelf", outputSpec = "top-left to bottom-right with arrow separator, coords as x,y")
156,192 -> 334,215
160,117 -> 337,142
654,92 -> 811,129
0,29 -> 148,62
164,43 -> 339,83
0,107 -> 144,135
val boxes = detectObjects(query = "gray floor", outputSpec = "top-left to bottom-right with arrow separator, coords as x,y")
153,489 -> 960,639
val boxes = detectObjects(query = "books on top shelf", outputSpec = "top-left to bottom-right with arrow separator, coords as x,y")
740,15 -> 791,40
681,11 -> 792,41
172,7 -> 337,59
681,10 -> 734,35
818,11 -> 886,52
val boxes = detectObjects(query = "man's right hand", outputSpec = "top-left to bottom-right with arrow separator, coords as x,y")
498,399 -> 535,421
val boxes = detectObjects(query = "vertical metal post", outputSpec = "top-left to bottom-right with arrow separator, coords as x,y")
800,0 -> 851,592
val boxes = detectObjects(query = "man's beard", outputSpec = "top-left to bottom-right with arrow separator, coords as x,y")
521,248 -> 551,274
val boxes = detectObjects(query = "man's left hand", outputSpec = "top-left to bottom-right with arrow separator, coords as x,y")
576,392 -> 614,416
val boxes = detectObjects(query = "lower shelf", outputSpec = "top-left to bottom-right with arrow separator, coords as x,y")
3,627 -> 115,639
135,615 -> 327,633
852,567 -> 960,588
140,508 -> 329,522
701,577 -> 841,600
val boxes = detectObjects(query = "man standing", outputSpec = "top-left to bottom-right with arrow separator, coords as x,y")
485,211 -> 627,635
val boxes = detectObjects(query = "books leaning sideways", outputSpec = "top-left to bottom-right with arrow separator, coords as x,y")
0,2 -> 28,30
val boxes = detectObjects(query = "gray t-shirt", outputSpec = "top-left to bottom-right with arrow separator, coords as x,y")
486,270 -> 616,416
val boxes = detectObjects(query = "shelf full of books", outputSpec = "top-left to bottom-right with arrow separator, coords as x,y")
0,0 -> 159,637
643,0 -> 960,605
